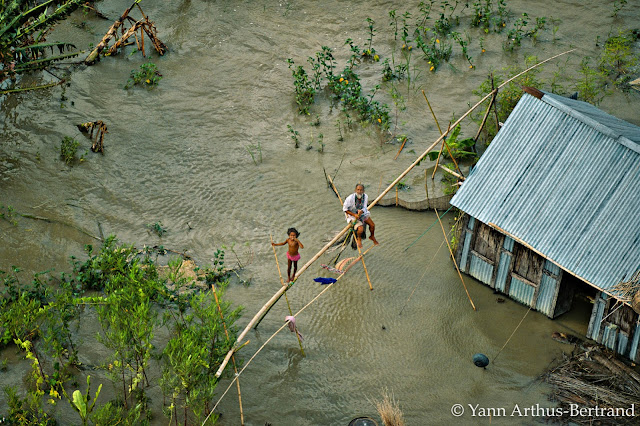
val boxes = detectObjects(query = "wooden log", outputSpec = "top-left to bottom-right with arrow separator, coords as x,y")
84,1 -> 139,64
214,49 -> 575,379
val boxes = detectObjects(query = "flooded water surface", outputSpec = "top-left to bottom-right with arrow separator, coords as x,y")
1,0 -> 639,424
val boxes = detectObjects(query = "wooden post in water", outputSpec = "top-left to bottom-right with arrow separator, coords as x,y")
214,49 -> 575,379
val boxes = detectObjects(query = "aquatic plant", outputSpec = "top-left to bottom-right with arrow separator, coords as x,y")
0,204 -> 18,225
287,124 -> 301,148
246,142 -> 263,165
451,31 -> 473,68
362,18 -> 379,61
286,58 -> 316,114
124,61 -> 162,90
314,133 -> 323,152
599,30 -> 638,88
335,119 -> 344,141
60,136 -> 84,165
612,0 -> 628,18
575,57 -> 608,105
146,221 -> 167,237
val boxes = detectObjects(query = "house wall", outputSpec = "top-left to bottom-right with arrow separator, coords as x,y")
587,292 -> 640,362
456,213 -> 570,318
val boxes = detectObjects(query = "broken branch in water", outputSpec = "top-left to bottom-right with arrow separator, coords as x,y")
84,2 -> 166,64
77,120 -> 108,153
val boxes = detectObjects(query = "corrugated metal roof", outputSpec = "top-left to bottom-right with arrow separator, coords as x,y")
451,92 -> 640,297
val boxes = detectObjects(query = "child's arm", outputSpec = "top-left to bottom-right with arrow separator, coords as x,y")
296,239 -> 304,249
272,241 -> 286,246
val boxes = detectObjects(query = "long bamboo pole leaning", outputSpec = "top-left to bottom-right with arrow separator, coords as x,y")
210,283 -> 245,425
435,208 -> 476,311
422,90 -> 465,177
270,234 -> 306,356
473,90 -> 497,143
213,49 -> 575,379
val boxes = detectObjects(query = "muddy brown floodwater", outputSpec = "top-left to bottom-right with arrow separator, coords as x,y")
1,0 -> 639,424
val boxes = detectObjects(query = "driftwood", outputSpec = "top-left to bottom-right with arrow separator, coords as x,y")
77,120 -> 108,153
84,2 -> 166,64
544,343 -> 640,425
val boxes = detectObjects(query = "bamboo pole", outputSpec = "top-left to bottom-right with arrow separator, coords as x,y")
491,74 -> 501,132
431,130 -> 447,180
473,90 -> 497,143
270,234 -> 305,356
214,49 -> 574,379
393,136 -> 407,160
326,173 -> 343,205
438,164 -> 464,180
211,283 -> 245,425
357,243 -> 373,291
422,90 -> 443,135
435,208 -> 476,311
424,169 -> 430,208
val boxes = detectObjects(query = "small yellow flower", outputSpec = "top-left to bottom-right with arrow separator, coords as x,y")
373,54 -> 379,61
408,46 -> 412,50
503,23 -> 506,27
436,39 -> 440,44
402,44 -> 406,49
377,118 -> 382,123
146,79 -> 151,84
339,77 -> 344,82
469,65 -> 474,69
345,80 -> 349,84
482,49 -> 486,53
430,66 -> 435,71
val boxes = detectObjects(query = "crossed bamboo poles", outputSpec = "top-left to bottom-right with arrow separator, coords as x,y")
213,49 -> 576,382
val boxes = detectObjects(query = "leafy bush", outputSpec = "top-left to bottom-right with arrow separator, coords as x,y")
125,62 -> 163,90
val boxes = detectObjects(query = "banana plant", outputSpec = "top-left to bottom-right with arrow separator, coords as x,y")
1,0 -> 84,84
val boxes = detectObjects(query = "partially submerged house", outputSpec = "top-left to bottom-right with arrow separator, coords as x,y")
450,87 -> 640,361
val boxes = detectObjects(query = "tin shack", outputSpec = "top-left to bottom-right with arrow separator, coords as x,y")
450,87 -> 640,361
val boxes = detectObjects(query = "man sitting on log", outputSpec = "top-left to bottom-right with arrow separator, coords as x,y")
343,183 -> 379,248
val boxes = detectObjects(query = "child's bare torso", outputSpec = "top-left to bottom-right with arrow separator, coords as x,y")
287,238 -> 300,255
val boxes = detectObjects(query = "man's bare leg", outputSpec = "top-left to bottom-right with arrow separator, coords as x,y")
364,217 -> 379,245
355,225 -> 364,248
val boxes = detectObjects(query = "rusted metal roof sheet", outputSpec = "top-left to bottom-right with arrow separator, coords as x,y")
451,92 -> 640,297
